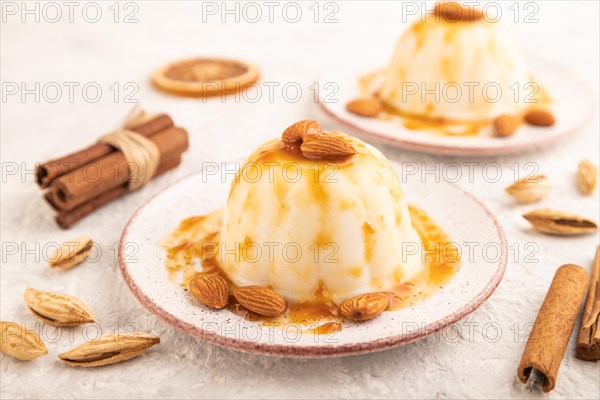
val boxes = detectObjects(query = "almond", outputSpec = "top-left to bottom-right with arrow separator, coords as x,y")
523,208 -> 598,236
48,235 -> 93,270
434,2 -> 484,22
301,133 -> 357,161
340,292 -> 390,321
282,120 -> 321,144
58,332 -> 159,367
494,115 -> 520,137
189,274 -> 229,309
524,109 -> 555,127
505,174 -> 551,203
1,321 -> 48,360
346,98 -> 383,117
577,159 -> 598,195
233,286 -> 287,317
24,287 -> 95,327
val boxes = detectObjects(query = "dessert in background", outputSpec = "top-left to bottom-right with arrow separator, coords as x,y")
162,121 -> 460,326
379,2 -> 530,122
347,2 -> 555,137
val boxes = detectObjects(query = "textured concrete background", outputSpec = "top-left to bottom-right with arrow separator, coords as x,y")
1,1 -> 599,399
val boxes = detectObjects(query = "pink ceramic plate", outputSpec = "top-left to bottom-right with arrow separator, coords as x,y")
317,56 -> 595,156
119,162 -> 507,357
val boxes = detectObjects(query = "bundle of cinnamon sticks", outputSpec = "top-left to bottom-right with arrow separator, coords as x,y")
37,112 -> 188,229
517,264 -> 589,392
576,245 -> 600,361
517,247 -> 600,392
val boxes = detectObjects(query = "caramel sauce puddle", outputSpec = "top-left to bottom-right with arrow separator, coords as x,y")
162,205 -> 460,332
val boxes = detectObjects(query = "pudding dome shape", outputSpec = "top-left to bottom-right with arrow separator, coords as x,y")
219,122 -> 424,304
378,5 -> 533,122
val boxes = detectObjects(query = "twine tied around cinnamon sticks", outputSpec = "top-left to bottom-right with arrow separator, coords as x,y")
99,106 -> 160,191
37,107 -> 189,229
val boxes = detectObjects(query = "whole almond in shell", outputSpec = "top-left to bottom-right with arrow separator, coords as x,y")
301,133 -> 357,161
577,159 -> 598,195
494,115 -> 520,137
340,292 -> 390,321
523,208 -> 598,236
49,235 -> 93,270
189,274 -> 229,309
233,286 -> 287,317
1,321 -> 48,360
524,109 -> 555,126
505,174 -> 551,203
346,98 -> 383,117
282,120 -> 321,144
58,332 -> 159,367
24,287 -> 95,327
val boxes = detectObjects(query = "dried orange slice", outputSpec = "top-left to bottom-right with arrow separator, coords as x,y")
152,58 -> 259,97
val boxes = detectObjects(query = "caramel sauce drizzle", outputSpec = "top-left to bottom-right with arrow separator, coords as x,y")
161,204 -> 460,333
372,83 -> 551,137
358,44 -> 552,137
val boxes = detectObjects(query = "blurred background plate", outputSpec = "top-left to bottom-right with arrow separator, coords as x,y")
317,56 -> 595,156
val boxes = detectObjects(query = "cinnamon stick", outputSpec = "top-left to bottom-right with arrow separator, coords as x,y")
576,246 -> 600,361
53,156 -> 182,229
47,127 -> 188,211
36,114 -> 173,188
44,191 -> 60,211
517,264 -> 589,392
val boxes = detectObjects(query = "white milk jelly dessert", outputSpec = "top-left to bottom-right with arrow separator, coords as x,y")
378,3 -> 533,122
219,123 -> 424,304
162,120 -> 460,324
348,2 -> 553,137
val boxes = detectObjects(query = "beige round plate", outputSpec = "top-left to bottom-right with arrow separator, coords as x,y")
119,162 -> 507,357
317,54 -> 595,156
152,57 -> 259,97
